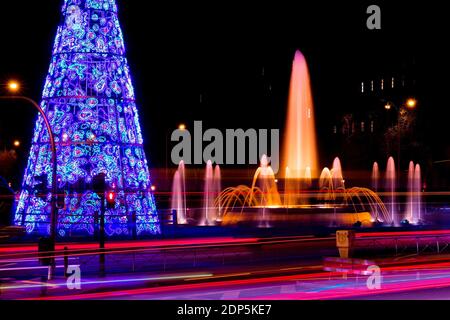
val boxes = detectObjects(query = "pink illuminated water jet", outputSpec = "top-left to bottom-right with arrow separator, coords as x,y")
407,161 -> 415,222
202,160 -> 215,225
414,164 -> 422,223
171,161 -> 187,224
385,157 -> 396,225
406,161 -> 422,223
371,162 -> 379,192
214,165 -> 222,221
332,157 -> 345,191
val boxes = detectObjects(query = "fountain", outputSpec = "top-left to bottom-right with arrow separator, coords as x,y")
371,162 -> 379,192
318,158 -> 345,201
215,155 -> 281,224
171,161 -> 187,224
214,165 -> 222,222
283,50 -> 319,206
385,157 -> 397,225
249,155 -> 282,208
319,168 -> 333,203
168,50 -> 428,230
344,187 -> 391,224
371,162 -> 380,221
406,161 -> 415,222
201,160 -> 216,225
332,157 -> 345,191
414,164 -> 422,223
406,162 -> 423,224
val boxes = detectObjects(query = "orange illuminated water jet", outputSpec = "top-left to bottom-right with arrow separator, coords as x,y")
283,50 -> 318,179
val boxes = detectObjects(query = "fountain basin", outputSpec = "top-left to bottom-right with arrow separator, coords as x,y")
221,207 -> 373,228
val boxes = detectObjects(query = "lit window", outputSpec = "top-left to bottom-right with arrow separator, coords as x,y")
370,121 -> 374,133
381,79 -> 384,90
371,80 -> 374,92
333,126 -> 337,134
361,122 -> 365,132
391,77 -> 395,88
361,82 -> 364,93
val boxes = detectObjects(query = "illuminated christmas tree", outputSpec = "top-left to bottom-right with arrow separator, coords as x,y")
15,0 -> 160,237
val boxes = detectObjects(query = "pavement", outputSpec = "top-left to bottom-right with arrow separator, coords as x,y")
1,232 -> 450,300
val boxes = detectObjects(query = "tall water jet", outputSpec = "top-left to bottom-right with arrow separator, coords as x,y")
258,155 -> 280,226
202,160 -> 216,225
385,157 -> 397,225
371,162 -> 379,192
371,162 -> 380,221
214,165 -> 222,222
332,157 -> 345,191
406,161 -> 415,222
283,50 -> 319,205
171,161 -> 187,224
414,164 -> 422,223
319,168 -> 334,203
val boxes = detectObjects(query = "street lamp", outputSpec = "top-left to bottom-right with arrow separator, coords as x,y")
8,81 -> 20,93
406,98 -> 417,109
0,81 -> 58,247
165,123 -> 187,179
13,140 -> 21,147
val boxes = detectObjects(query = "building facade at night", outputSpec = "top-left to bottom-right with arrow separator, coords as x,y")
15,0 -> 160,237
328,66 -> 425,173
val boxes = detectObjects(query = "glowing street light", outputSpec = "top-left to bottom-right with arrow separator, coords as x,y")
406,98 -> 417,109
13,140 -> 20,147
178,123 -> 186,131
384,103 -> 392,110
8,80 -> 20,93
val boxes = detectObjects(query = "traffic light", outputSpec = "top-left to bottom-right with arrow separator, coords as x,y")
55,177 -> 66,209
56,190 -> 66,209
92,173 -> 106,195
106,191 -> 116,209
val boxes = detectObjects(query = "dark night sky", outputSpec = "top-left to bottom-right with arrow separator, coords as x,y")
0,1 -> 449,172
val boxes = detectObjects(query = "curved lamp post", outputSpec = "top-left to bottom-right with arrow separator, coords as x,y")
0,84 -> 58,245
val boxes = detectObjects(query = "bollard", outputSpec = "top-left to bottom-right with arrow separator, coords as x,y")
336,230 -> 355,259
64,246 -> 69,278
99,248 -> 106,277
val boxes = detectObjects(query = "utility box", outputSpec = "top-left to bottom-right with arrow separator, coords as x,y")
336,230 -> 355,258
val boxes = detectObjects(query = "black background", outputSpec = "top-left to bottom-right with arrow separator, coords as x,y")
0,0 -> 448,171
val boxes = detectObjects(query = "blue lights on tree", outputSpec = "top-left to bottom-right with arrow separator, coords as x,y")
15,0 -> 160,237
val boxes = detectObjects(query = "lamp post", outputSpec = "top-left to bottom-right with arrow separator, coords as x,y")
1,82 -> 58,245
165,123 -> 186,179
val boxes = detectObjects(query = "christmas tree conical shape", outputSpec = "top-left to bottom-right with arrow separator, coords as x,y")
15,0 -> 160,237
